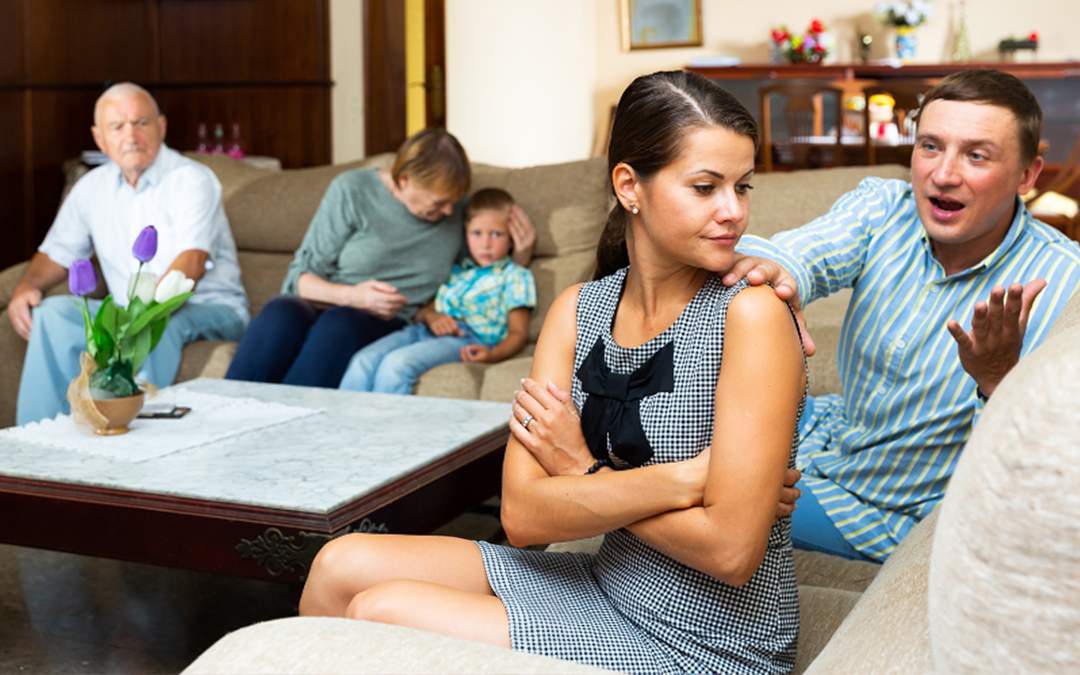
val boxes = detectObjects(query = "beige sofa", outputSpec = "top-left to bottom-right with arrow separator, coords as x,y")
186,299 -> 1080,673
0,155 -> 905,427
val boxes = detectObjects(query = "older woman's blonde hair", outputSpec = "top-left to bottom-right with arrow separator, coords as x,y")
391,128 -> 470,199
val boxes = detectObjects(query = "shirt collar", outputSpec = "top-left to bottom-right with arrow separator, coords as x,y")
462,255 -> 512,271
110,144 -> 170,192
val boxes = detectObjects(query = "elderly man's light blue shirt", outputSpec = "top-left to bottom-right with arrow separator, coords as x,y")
740,177 -> 1080,561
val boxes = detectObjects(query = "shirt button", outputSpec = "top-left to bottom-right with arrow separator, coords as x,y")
877,386 -> 887,395
895,339 -> 906,349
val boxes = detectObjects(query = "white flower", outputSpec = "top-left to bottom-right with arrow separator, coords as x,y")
154,270 -> 195,303
127,271 -> 158,305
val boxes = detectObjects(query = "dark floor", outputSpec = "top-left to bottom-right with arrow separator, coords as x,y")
0,506 -> 503,674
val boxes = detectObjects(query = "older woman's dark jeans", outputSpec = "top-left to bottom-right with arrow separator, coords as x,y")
225,296 -> 405,388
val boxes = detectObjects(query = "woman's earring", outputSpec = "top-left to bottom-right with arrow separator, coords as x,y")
630,204 -> 639,215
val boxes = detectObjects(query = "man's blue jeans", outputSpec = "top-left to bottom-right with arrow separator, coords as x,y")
16,295 -> 246,425
339,322 -> 479,394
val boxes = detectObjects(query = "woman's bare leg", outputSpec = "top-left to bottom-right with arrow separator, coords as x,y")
346,579 -> 510,647
298,533 -> 493,617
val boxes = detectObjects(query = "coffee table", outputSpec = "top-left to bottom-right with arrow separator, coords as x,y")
0,379 -> 510,583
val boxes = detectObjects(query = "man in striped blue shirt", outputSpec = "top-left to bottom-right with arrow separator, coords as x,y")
732,70 -> 1080,562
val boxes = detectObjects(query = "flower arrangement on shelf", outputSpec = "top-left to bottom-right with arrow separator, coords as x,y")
770,19 -> 831,65
69,226 -> 194,403
876,1 -> 932,28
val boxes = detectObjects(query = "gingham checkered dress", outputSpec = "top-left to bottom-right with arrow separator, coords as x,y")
478,268 -> 801,674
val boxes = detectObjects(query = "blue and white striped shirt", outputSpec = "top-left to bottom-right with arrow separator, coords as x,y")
741,177 -> 1080,560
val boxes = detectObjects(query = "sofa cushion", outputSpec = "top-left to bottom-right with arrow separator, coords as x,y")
804,509 -> 936,674
182,616 -> 607,674
527,250 -> 596,341
750,165 -> 910,238
235,251 -> 291,316
414,361 -> 487,400
791,549 -> 879,594
928,323 -> 1080,673
478,354 -> 533,403
473,158 -> 610,258
794,586 -> 861,674
176,340 -> 236,382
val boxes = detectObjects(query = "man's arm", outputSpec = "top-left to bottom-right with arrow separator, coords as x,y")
731,177 -> 899,307
7,253 -> 69,340
164,249 -> 209,283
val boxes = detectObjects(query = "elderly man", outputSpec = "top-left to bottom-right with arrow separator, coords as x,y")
9,82 -> 248,424
729,69 -> 1080,562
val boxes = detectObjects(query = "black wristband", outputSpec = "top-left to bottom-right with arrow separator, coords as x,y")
585,459 -> 609,475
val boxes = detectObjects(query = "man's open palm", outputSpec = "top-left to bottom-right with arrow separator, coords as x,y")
947,280 -> 1047,397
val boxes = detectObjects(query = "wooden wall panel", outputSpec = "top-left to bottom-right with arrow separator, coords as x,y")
158,0 -> 328,82
27,90 -> 101,245
0,92 -> 27,258
25,0 -> 155,85
0,0 -> 331,269
0,0 -> 26,84
155,87 -> 330,169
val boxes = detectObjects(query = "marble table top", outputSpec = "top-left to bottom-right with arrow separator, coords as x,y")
0,379 -> 511,515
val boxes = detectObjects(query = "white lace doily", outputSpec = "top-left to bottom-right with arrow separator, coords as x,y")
1,390 -> 322,462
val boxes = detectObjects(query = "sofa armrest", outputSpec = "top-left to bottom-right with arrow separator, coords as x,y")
0,261 -> 29,312
183,617 -> 608,674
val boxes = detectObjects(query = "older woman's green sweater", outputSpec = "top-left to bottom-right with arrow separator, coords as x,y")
282,168 -> 464,321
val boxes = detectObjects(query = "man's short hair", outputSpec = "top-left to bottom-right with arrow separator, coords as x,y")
465,187 -> 514,222
917,69 -> 1042,165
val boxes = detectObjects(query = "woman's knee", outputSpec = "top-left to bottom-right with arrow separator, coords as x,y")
255,296 -> 317,325
344,580 -> 418,624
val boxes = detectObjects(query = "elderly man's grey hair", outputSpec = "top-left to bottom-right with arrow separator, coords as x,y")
93,82 -> 161,127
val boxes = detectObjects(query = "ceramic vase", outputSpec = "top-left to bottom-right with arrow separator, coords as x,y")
895,26 -> 918,62
91,391 -> 145,435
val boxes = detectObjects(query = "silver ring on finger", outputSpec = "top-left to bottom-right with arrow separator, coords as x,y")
521,414 -> 534,430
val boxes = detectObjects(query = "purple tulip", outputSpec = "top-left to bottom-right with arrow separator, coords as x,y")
132,225 -> 158,263
68,259 -> 97,296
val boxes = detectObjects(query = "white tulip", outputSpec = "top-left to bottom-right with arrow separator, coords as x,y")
127,271 -> 158,305
154,270 -> 195,303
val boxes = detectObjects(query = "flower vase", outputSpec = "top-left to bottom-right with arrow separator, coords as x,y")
91,391 -> 145,435
895,26 -> 918,62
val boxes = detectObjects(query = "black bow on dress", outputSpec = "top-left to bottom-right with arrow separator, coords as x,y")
576,337 -> 675,468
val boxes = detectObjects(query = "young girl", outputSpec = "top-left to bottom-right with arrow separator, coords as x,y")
300,71 -> 806,674
338,188 -> 536,393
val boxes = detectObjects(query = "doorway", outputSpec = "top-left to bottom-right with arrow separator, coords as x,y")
363,0 -> 446,155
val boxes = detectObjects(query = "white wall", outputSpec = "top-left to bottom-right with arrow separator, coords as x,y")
330,0 -> 365,163
445,0 -> 597,167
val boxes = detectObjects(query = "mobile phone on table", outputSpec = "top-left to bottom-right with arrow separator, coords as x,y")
137,403 -> 192,419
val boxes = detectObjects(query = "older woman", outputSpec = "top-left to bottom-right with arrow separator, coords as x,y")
226,128 -> 535,388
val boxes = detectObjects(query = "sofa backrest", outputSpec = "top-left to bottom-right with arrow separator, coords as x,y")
196,153 -> 909,324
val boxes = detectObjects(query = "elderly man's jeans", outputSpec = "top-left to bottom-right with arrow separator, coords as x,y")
16,295 -> 246,426
339,322 -> 479,393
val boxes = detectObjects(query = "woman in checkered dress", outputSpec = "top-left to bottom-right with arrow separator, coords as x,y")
299,71 -> 806,674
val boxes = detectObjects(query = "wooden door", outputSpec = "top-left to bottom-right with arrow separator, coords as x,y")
363,0 -> 445,156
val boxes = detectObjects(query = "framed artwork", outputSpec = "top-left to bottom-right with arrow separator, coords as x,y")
620,0 -> 703,50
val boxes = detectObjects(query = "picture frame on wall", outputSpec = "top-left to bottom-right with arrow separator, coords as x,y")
620,0 -> 703,50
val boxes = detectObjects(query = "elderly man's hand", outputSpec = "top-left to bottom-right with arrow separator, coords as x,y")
7,284 -> 42,341
722,255 -> 816,356
947,280 -> 1047,398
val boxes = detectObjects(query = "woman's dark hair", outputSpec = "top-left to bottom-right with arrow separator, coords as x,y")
594,71 -> 759,279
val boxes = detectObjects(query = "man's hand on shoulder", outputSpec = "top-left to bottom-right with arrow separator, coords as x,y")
947,280 -> 1048,398
722,255 -> 816,356
7,283 -> 42,340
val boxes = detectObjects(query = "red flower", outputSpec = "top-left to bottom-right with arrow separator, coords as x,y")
771,28 -> 790,44
1028,31 -> 1039,42
814,44 -> 826,53
809,19 -> 825,34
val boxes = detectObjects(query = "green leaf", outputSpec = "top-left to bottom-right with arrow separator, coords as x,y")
90,296 -> 118,366
127,327 -> 153,374
148,315 -> 169,352
126,291 -> 192,337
